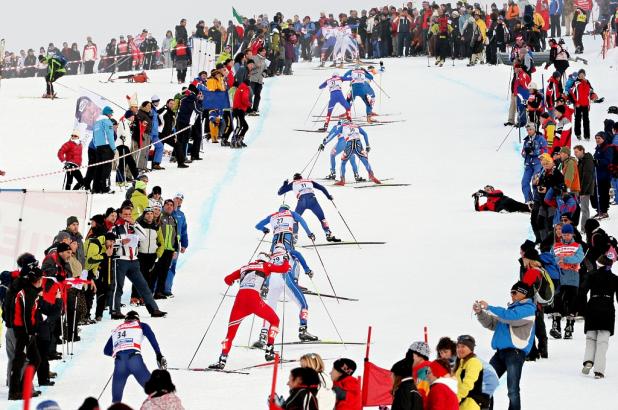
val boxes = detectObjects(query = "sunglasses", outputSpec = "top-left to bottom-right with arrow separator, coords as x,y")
510,290 -> 518,295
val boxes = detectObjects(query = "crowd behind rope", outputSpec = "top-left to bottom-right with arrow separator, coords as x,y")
2,5 -> 618,410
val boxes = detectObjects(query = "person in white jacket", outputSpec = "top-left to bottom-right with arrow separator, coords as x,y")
300,353 -> 336,410
116,111 -> 139,184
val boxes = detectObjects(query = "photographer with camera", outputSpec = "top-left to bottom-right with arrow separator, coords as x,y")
531,153 -> 566,242
521,123 -> 548,203
473,185 -> 531,212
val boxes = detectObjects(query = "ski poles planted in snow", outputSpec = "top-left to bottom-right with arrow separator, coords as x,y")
98,373 -> 113,401
304,88 -> 325,124
306,150 -> 322,179
496,125 -> 517,152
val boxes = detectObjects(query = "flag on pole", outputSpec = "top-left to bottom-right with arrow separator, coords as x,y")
232,7 -> 244,25
362,361 -> 394,406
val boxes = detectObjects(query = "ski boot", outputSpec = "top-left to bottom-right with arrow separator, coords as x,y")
368,171 -> 381,184
221,138 -> 230,147
549,315 -> 562,339
252,329 -> 268,349
564,317 -> 575,339
208,354 -> 228,370
326,231 -> 342,242
354,173 -> 366,182
582,361 -> 593,375
317,123 -> 328,132
319,61 -> 325,68
334,177 -> 345,186
366,115 -> 375,123
438,60 -> 444,67
264,344 -> 276,361
594,372 -> 605,379
325,171 -> 336,180
298,325 -> 319,342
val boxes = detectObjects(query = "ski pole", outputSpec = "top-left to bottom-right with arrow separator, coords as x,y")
70,290 -> 79,356
306,150 -> 322,178
496,125 -> 516,152
98,373 -> 113,401
304,87 -> 325,124
246,233 -> 267,346
299,150 -> 321,175
280,272 -> 287,362
308,277 -> 346,347
330,200 -> 361,248
311,239 -> 340,304
187,285 -> 231,368
370,79 -> 391,99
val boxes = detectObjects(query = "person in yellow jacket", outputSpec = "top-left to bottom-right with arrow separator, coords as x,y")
206,69 -> 227,143
151,199 -> 180,298
454,335 -> 488,410
468,12 -> 487,66
131,180 -> 149,221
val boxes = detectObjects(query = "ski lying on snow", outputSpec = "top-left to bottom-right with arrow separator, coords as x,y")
300,241 -> 386,248
277,340 -> 365,346
354,183 -> 411,189
294,123 -> 385,132
232,359 -> 297,371
168,367 -> 249,375
316,178 -> 393,184
312,112 -> 402,118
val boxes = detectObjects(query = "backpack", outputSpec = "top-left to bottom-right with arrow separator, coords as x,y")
52,52 -> 68,67
534,267 -> 556,306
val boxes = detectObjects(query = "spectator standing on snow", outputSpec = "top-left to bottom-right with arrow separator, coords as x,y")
300,353 -> 336,409
331,358 -> 361,409
425,359 -> 459,410
82,37 -> 98,74
390,356 -> 424,410
474,281 -> 536,410
92,106 -> 116,194
175,19 -> 189,45
454,335 -> 490,409
592,131 -> 613,220
164,193 -> 187,296
58,130 -> 85,190
574,145 -> 595,230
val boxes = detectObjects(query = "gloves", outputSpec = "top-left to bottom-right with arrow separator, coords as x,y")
224,275 -> 234,286
283,253 -> 290,261
262,228 -> 270,234
366,145 -> 371,153
268,394 -> 284,407
283,179 -> 288,186
308,233 -> 316,242
608,106 -> 618,114
305,270 -> 314,278
156,354 -> 167,370
318,143 -> 325,151
327,195 -> 334,201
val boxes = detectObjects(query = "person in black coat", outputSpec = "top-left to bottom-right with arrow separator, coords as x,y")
175,19 -> 189,45
271,367 -> 320,410
582,254 -> 618,378
592,131 -> 614,219
175,84 -> 201,168
390,359 -> 424,410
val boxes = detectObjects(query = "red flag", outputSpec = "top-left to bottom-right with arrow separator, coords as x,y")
362,361 -> 393,407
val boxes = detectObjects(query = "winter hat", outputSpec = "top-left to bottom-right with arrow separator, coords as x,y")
555,105 -> 566,114
456,335 -> 476,351
511,281 -> 532,297
55,231 -> 71,243
561,223 -> 574,234
67,216 -> 79,226
528,82 -> 538,90
137,173 -> 149,181
151,95 -> 160,102
520,239 -> 535,252
390,358 -> 412,377
102,106 -> 113,116
152,185 -> 162,195
89,214 -> 105,226
23,266 -> 43,283
525,122 -> 536,131
333,358 -> 357,376
560,146 -> 571,156
105,207 -> 117,217
135,180 -> 147,191
409,341 -> 431,360
597,247 -> 617,266
78,397 -> 100,410
36,400 -> 61,410
124,110 -> 135,119
552,70 -> 561,79
57,243 -> 71,253
429,360 -> 450,378
71,129 -> 81,138
523,247 -> 540,261
174,192 -> 185,200
188,80 -> 199,94
578,68 -> 586,76
125,310 -> 140,321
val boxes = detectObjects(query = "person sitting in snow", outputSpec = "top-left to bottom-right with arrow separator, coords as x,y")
473,185 -> 531,213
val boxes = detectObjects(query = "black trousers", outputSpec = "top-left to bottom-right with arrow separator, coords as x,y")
574,106 -> 590,140
36,337 -> 51,384
84,60 -> 95,74
9,330 -> 40,395
550,15 -> 561,37
64,164 -> 84,190
592,178 -> 611,214
93,145 -> 114,193
116,145 -> 139,183
95,256 -> 113,318
232,109 -> 248,141
138,253 -> 157,295
175,122 -> 190,165
250,82 -> 263,112
190,119 -> 203,159
495,197 -> 530,213
222,110 -> 234,141
83,147 -> 96,189
151,250 -> 175,294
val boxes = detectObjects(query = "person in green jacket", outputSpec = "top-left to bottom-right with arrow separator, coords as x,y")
131,180 -> 149,221
38,54 -> 66,98
152,199 -> 180,298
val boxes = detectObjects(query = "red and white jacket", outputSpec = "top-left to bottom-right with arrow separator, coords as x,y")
83,43 -> 98,61
569,79 -> 594,107
225,259 -> 290,292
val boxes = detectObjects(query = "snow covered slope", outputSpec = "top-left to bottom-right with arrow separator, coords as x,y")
0,35 -> 617,409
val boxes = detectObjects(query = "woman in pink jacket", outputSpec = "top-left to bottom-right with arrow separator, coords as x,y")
140,370 -> 184,410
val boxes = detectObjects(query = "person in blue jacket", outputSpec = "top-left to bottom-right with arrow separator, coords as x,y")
320,120 -> 360,181
165,193 -> 188,296
318,73 -> 351,131
342,65 -> 375,120
256,204 -> 315,251
103,311 -> 166,403
549,0 -> 563,38
521,123 -> 548,202
278,173 -> 341,243
150,96 -> 165,170
474,281 -> 536,410
592,131 -> 614,219
92,106 -> 117,194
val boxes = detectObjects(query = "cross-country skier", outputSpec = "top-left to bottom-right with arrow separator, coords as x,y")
320,119 -> 361,182
278,173 -> 341,243
342,65 -> 375,122
253,244 -> 317,349
38,54 -> 66,98
256,204 -> 315,251
209,253 -> 291,369
318,73 -> 351,131
320,119 -> 380,186
103,311 -> 167,403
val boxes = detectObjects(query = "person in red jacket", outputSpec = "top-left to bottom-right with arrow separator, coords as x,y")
57,130 -> 85,190
425,359 -> 459,410
569,69 -> 595,141
545,71 -> 563,112
209,253 -> 290,369
473,185 -> 531,212
330,358 -> 361,410
231,77 -> 251,148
